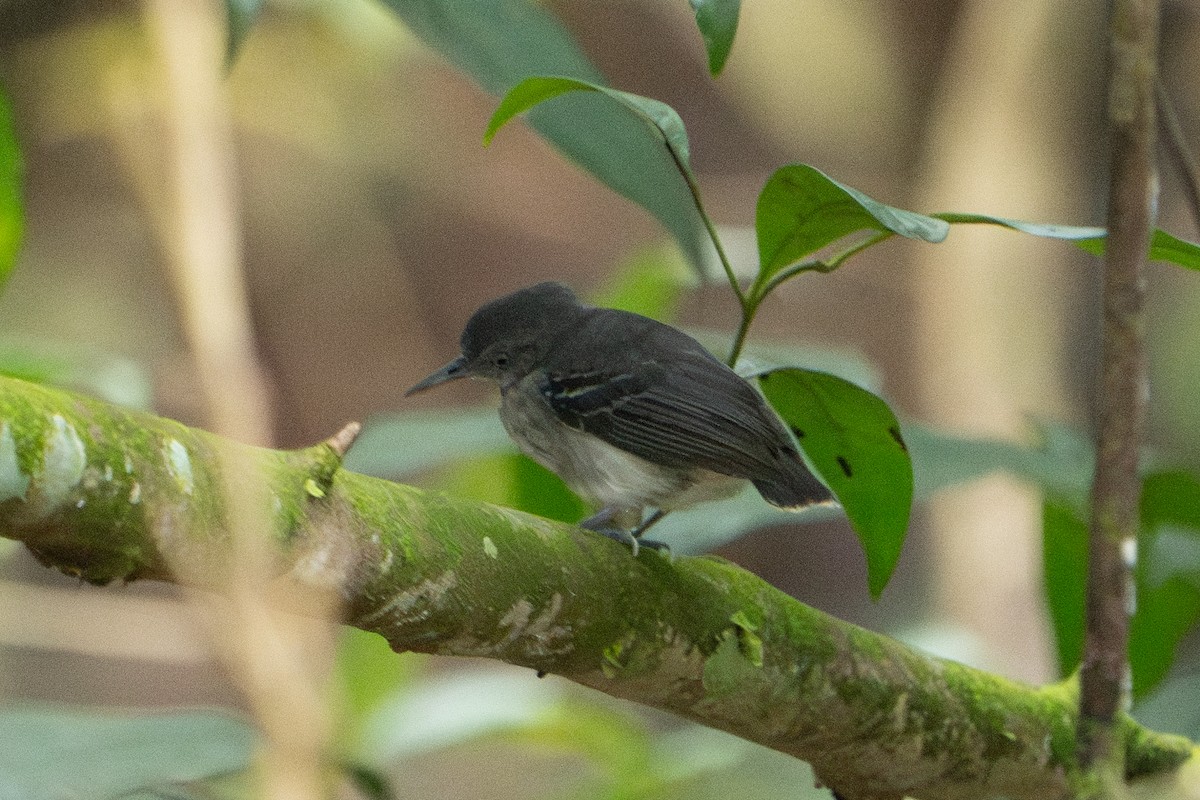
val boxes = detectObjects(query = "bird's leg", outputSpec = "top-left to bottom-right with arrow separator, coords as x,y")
631,509 -> 667,538
630,509 -> 672,558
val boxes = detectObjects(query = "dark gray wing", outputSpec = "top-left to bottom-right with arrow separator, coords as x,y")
539,353 -> 798,480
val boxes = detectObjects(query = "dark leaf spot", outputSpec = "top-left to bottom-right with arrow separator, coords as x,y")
536,670 -> 548,679
888,426 -> 908,452
759,372 -> 772,383
836,456 -> 853,478
791,426 -> 806,439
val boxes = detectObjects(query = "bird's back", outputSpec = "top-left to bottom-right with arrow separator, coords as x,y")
540,307 -> 832,510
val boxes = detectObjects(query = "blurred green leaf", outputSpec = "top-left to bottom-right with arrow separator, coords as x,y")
1042,499 -> 1088,679
224,0 -> 264,65
0,706 -> 255,800
694,329 -> 881,390
690,0 -> 741,76
1133,670 -> 1200,740
346,407 -> 511,479
340,761 -> 397,800
1133,471 -> 1200,696
336,628 -> 421,752
1044,471 -> 1200,697
756,368 -> 912,598
904,420 -> 1095,502
497,701 -> 656,787
591,244 -> 692,321
0,339 -> 153,409
649,482 -> 839,555
754,165 -> 948,291
1129,577 -> 1200,696
0,84 -> 23,295
381,0 -> 709,271
1141,470 -> 1200,534
437,451 -> 589,524
360,667 -> 564,763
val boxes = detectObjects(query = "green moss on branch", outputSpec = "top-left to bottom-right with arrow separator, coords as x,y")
0,375 -> 1191,800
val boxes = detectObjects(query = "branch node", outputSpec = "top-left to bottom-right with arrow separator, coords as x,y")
325,421 -> 362,461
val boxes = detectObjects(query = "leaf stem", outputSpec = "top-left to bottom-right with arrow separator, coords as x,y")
662,142 -> 746,308
760,230 -> 895,297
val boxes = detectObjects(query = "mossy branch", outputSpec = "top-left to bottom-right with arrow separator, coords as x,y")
0,376 -> 1192,800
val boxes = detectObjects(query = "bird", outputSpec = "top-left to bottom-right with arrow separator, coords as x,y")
406,282 -> 833,553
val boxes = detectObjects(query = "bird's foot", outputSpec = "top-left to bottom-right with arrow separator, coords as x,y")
587,523 -> 642,557
580,508 -> 672,559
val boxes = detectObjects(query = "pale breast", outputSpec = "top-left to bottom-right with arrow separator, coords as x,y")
498,376 -> 746,511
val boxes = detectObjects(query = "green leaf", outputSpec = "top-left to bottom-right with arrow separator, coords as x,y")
1132,670 -> 1200,740
360,668 -> 565,762
590,244 -> 692,321
1044,472 -> 1200,697
0,706 -> 255,800
904,420 -> 1095,502
939,213 -> 1200,271
224,0 -> 264,65
1141,470 -> 1200,535
0,84 -> 23,295
690,0 -> 741,76
756,368 -> 913,598
935,212 -> 1105,241
1133,471 -> 1200,696
755,165 -> 948,289
380,0 -> 709,271
340,761 -> 398,800
1042,499 -> 1088,678
1075,228 -> 1200,270
486,76 -> 693,172
0,339 -> 153,409
436,451 -> 590,524
1129,577 -> 1200,696
1145,229 -> 1200,270
345,408 -> 511,478
336,628 -> 421,752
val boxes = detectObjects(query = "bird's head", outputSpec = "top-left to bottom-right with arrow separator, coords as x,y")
406,282 -> 582,395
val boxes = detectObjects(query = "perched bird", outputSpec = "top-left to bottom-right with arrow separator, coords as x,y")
406,282 -> 833,552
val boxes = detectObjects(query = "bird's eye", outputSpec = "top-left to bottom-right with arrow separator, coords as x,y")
494,353 -> 510,368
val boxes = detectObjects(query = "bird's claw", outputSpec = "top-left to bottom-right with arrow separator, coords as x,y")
580,514 -> 672,560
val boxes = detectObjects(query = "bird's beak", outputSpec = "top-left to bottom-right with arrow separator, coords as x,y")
405,356 -> 469,396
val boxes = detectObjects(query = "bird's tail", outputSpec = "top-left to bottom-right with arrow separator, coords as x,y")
752,460 -> 836,511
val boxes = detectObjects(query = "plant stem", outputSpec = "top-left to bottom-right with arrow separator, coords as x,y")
1079,0 -> 1159,780
1156,78 -> 1200,235
726,298 -> 758,366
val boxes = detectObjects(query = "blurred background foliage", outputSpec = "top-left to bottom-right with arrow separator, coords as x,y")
0,0 -> 1199,797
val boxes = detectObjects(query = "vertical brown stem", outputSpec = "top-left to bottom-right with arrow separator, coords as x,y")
1079,0 -> 1159,777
